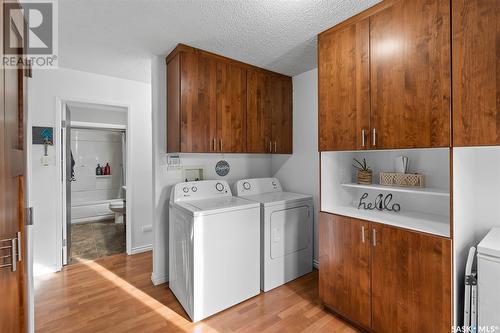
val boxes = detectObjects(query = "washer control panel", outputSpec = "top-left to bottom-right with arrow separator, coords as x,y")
235,178 -> 283,196
172,180 -> 231,202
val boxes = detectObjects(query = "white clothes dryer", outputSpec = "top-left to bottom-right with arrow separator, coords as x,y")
235,177 -> 313,292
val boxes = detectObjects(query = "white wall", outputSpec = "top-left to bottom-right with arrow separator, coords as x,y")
70,107 -> 127,125
272,68 -> 320,266
151,56 -> 273,284
28,67 -> 153,276
453,146 -> 500,325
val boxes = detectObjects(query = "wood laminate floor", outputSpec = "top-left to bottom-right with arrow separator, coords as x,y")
35,252 -> 359,333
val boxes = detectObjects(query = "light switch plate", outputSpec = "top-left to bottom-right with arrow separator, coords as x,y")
41,155 -> 49,166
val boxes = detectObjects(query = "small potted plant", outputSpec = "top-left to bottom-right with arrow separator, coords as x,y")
353,158 -> 372,185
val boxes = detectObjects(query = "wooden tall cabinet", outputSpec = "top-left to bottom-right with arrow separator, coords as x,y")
452,0 -> 500,146
318,0 -> 451,151
319,213 -> 452,333
318,18 -> 370,151
166,44 -> 292,154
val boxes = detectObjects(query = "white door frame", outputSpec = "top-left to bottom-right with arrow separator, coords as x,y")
56,97 -> 132,267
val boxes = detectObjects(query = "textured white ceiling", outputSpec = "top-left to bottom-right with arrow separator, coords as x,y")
59,0 -> 381,82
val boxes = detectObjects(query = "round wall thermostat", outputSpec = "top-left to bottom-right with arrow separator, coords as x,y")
215,160 -> 230,177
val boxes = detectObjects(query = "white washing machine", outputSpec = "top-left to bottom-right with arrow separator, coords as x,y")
235,177 -> 313,292
477,227 -> 500,329
169,180 -> 261,322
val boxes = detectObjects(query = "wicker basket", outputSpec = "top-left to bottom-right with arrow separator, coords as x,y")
379,172 -> 424,188
357,170 -> 373,185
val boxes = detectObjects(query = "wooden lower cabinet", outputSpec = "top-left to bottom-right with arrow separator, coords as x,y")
319,213 -> 371,328
371,223 -> 452,333
319,213 -> 452,333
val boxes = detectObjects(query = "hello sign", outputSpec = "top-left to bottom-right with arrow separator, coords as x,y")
357,193 -> 401,213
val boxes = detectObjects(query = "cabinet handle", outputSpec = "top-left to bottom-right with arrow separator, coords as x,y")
372,128 -> 377,147
361,226 -> 366,243
212,138 -> 216,151
219,139 -> 222,151
372,228 -> 377,246
269,141 -> 272,153
274,141 -> 277,153
361,129 -> 366,147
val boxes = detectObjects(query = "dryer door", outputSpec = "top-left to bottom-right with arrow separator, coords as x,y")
270,206 -> 309,259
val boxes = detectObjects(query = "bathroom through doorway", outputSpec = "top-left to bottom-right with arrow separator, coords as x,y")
60,100 -> 130,265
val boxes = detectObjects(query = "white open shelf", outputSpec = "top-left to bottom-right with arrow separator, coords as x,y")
96,175 -> 112,178
321,149 -> 451,238
341,183 -> 449,197
331,205 -> 450,237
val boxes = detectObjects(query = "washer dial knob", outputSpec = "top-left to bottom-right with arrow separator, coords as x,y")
182,187 -> 189,193
243,181 -> 251,190
215,182 -> 224,192
191,186 -> 197,192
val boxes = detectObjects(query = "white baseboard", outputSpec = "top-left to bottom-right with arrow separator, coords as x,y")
151,273 -> 168,286
130,244 -> 152,255
313,259 -> 319,269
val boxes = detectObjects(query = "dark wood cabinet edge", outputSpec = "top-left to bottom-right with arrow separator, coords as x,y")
165,151 -> 293,155
318,144 -> 452,153
322,304 -> 372,333
318,0 -> 395,39
166,43 -> 291,79
319,211 -> 452,241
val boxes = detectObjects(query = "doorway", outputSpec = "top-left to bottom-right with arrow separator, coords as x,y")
60,101 -> 130,265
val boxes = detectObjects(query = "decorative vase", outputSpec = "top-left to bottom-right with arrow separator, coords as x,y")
357,170 -> 372,185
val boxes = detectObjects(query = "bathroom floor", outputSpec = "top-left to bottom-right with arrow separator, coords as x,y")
70,220 -> 125,263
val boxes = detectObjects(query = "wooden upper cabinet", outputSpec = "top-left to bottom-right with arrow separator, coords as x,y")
452,0 -> 500,146
370,0 -> 451,149
318,0 -> 451,151
319,213 -> 371,329
167,44 -> 292,154
182,52 -> 217,153
247,70 -> 292,154
216,62 -> 247,153
247,69 -> 272,153
270,75 -> 293,154
371,223 -> 452,333
167,53 -> 181,153
318,18 -> 370,151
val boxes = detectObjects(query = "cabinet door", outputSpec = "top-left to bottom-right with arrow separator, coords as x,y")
247,69 -> 272,153
180,52 -> 217,152
371,224 -> 451,333
453,0 -> 500,146
318,19 -> 370,151
270,76 -> 292,154
370,0 -> 450,149
216,62 -> 247,153
319,213 -> 371,328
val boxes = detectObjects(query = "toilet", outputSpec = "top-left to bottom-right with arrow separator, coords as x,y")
109,186 -> 126,224
109,200 -> 125,224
